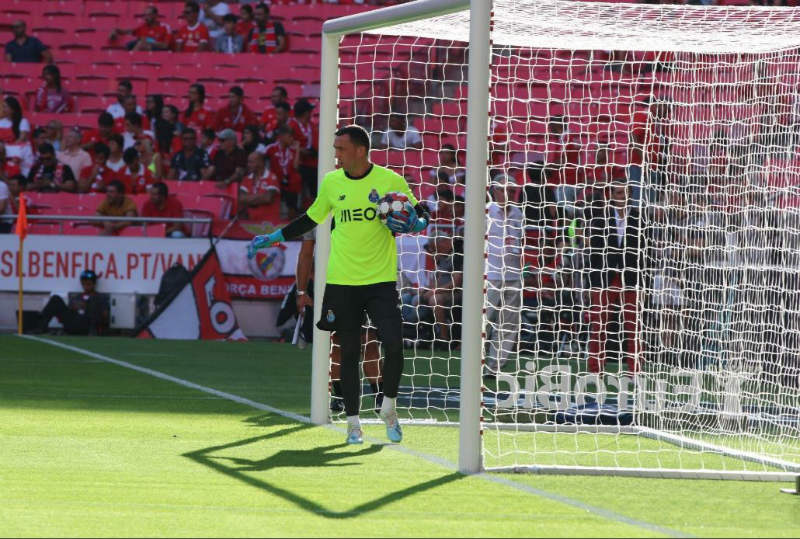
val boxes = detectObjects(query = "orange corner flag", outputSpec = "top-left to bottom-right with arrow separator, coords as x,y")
15,194 -> 27,241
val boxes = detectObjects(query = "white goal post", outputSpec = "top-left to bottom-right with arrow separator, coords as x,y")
312,0 -> 800,481
311,0 -> 489,476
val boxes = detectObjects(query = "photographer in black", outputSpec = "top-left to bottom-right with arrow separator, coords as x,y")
32,270 -> 109,335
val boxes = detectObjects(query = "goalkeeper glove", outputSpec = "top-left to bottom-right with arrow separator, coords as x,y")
247,229 -> 285,259
386,201 -> 427,234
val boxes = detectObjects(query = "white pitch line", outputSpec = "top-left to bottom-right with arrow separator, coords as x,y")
18,335 -> 310,425
19,334 -> 692,538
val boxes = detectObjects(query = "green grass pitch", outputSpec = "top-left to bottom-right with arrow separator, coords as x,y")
1,334 -> 798,537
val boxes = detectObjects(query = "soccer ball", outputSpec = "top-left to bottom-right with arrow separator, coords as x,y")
376,191 -> 412,225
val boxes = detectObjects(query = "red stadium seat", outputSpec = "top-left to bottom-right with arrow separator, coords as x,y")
3,63 -> 41,79
185,196 -> 228,220
64,223 -> 102,236
77,192 -> 104,209
23,192 -> 82,210
2,77 -> 35,104
75,64 -> 121,82
27,112 -> 87,130
163,180 -> 217,199
76,95 -> 112,115
28,223 -> 63,236
183,209 -> 214,237
0,0 -> 28,16
156,65 -> 197,84
144,80 -> 182,99
285,19 -> 322,38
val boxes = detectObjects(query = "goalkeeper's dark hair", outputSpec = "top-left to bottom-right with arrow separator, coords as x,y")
335,125 -> 370,152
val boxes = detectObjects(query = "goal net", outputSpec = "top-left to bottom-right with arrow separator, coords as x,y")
325,0 -> 800,480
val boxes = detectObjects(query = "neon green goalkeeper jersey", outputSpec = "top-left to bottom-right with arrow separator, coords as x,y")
306,164 -> 419,286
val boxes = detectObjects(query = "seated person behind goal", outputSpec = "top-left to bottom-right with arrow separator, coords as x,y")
379,113 -> 422,150
239,151 -> 280,223
168,128 -> 213,182
27,142 -> 76,192
141,182 -> 187,238
31,270 -> 109,335
95,179 -> 137,236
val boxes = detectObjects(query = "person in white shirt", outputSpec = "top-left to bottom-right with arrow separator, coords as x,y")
380,113 -> 422,150
201,0 -> 231,40
0,178 -> 13,233
5,141 -> 34,176
106,134 -> 126,173
484,175 -> 524,376
106,80 -> 143,120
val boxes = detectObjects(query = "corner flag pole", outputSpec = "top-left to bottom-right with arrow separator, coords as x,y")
15,194 -> 28,335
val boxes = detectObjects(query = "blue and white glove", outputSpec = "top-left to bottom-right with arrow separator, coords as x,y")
247,229 -> 285,259
386,202 -> 427,234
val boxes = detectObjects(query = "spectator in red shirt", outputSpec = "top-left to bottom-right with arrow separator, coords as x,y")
121,147 -> 154,194
33,65 -> 74,113
0,142 -> 22,180
79,142 -> 114,193
110,5 -> 171,51
174,1 -> 211,52
123,112 -> 154,151
264,125 -> 301,219
214,86 -> 256,133
183,83 -> 213,132
141,181 -> 187,238
114,96 -> 149,134
289,98 -> 319,199
236,4 -> 255,40
261,86 -> 291,132
264,102 -> 291,143
239,151 -> 280,223
82,112 -> 114,151
246,3 -> 287,54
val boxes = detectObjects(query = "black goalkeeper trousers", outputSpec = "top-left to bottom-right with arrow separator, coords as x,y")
318,282 -> 404,417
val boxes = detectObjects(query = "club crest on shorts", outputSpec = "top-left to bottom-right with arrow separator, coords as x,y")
326,309 -> 336,323
368,188 -> 380,204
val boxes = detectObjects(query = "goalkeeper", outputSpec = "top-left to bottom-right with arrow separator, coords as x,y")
248,125 -> 429,445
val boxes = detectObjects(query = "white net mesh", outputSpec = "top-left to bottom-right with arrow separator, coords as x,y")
334,0 -> 800,475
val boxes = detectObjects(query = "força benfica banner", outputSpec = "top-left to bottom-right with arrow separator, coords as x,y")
0,235 -> 301,300
136,247 -> 247,341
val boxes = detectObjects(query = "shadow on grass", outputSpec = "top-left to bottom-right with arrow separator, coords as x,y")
183,413 -> 464,519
